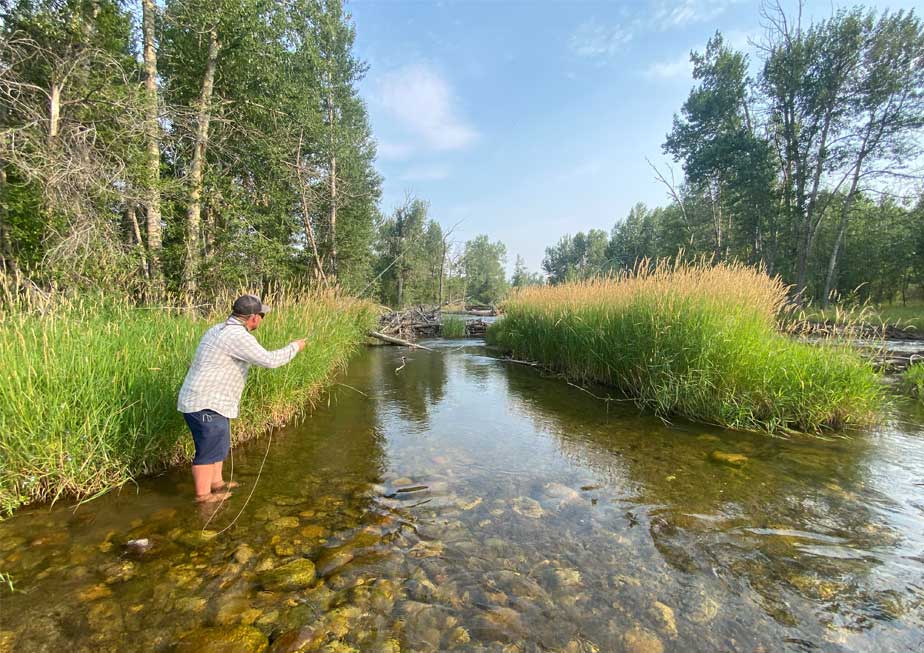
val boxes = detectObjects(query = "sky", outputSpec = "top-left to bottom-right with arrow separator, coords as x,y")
349,0 -> 919,275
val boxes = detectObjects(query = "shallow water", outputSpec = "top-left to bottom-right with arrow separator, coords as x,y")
2,340 -> 924,652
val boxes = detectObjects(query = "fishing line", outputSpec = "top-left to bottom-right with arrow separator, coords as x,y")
202,431 -> 274,536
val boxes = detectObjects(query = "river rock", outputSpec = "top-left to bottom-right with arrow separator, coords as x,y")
623,626 -> 663,653
543,482 -> 581,502
215,596 -> 252,625
234,544 -> 255,564
651,601 -> 678,639
300,525 -> 328,539
689,596 -> 719,624
258,558 -> 317,591
254,505 -> 281,521
709,451 -> 748,466
275,542 -> 297,557
269,625 -> 324,653
511,497 -> 544,519
472,606 -> 528,642
174,625 -> 268,653
175,597 -> 207,613
316,545 -> 357,577
266,516 -> 299,532
78,583 -> 112,602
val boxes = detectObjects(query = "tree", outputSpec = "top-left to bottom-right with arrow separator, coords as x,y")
463,234 -> 507,304
820,10 -> 924,305
664,33 -> 777,267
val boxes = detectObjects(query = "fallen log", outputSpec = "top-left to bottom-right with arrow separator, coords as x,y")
368,330 -> 434,351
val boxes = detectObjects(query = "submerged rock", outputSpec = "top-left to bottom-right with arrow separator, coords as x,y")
258,558 -> 317,591
623,626 -> 663,653
266,516 -> 300,532
78,583 -> 112,602
651,601 -> 678,639
316,547 -> 355,577
511,497 -> 544,519
234,544 -> 255,564
709,451 -> 749,466
174,625 -> 268,653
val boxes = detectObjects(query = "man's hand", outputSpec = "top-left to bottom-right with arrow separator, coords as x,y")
292,339 -> 306,352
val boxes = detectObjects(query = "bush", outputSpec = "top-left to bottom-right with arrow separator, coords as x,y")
0,284 -> 376,512
488,260 -> 882,434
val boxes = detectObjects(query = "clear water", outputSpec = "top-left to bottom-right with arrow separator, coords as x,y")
2,340 -> 923,652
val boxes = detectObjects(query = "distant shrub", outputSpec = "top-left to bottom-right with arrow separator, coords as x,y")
441,315 -> 467,338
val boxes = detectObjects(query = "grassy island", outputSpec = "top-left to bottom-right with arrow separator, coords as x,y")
489,261 -> 882,434
0,288 -> 376,513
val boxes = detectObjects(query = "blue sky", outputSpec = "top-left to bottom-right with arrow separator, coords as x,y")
349,0 -> 918,274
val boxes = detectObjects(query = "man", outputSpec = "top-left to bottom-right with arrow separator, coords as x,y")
178,294 -> 305,503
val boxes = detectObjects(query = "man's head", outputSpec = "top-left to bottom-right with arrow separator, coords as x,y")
232,294 -> 271,331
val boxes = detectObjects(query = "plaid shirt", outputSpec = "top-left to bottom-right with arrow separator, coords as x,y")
177,316 -> 298,418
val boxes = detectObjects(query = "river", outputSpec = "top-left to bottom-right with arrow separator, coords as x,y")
1,340 -> 923,652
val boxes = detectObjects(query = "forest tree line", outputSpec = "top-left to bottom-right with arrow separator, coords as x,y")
543,5 -> 924,306
0,0 -> 511,307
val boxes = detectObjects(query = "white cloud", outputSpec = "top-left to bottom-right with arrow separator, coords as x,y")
653,0 -> 738,30
399,164 -> 451,182
374,63 -> 477,153
723,28 -> 757,52
377,140 -> 413,161
645,52 -> 693,80
569,19 -> 633,60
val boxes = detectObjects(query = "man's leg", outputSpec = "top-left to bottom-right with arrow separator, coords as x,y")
185,410 -> 232,502
192,464 -> 214,498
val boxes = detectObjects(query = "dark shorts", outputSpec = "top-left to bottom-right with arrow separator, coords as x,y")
183,409 -> 231,465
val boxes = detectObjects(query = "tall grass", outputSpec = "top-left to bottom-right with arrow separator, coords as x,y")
488,260 -> 883,434
0,283 -> 377,512
440,315 -> 467,338
903,363 -> 924,401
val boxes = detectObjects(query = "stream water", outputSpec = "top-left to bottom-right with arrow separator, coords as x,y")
1,340 -> 923,652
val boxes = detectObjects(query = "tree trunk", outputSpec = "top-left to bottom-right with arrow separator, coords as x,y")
0,166 -> 16,274
183,28 -> 220,298
438,238 -> 446,305
326,85 -> 338,279
48,81 -> 61,146
821,124 -> 875,307
294,132 -> 327,284
141,0 -> 162,290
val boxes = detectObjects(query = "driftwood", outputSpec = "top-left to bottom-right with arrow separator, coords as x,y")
368,330 -> 434,351
374,305 -> 494,344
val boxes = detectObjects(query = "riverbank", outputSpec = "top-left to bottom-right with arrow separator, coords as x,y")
488,261 -> 882,434
0,289 -> 377,513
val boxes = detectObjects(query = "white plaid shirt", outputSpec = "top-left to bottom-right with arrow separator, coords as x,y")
177,316 -> 298,418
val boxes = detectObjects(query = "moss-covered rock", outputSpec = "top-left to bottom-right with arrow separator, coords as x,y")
258,558 -> 317,591
174,625 -> 268,653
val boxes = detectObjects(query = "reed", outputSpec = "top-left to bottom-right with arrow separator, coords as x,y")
488,260 -> 882,434
903,363 -> 924,401
0,282 -> 377,513
440,315 -> 467,338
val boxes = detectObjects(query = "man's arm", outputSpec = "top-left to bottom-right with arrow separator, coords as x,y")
227,331 -> 305,368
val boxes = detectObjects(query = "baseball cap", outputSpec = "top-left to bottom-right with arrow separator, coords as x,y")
232,294 -> 271,316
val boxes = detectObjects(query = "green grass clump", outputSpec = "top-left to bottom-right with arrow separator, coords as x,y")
488,260 -> 882,434
0,285 -> 377,513
441,315 -> 467,338
903,363 -> 924,401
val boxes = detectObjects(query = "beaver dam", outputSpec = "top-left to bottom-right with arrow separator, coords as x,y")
2,339 -> 924,652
